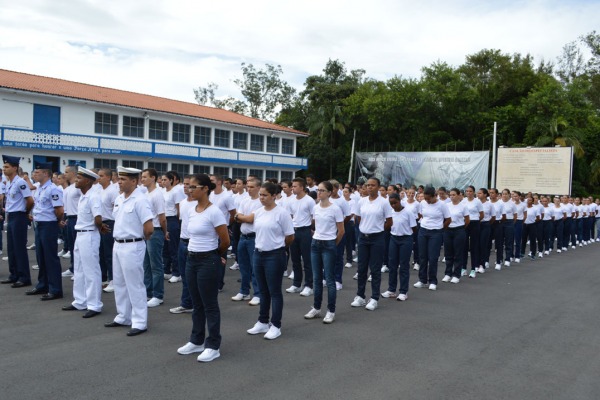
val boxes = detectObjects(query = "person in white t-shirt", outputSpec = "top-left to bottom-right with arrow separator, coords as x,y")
496,189 -> 517,269
442,188 -> 469,284
561,195 -> 576,249
246,182 -> 294,340
209,174 -> 236,291
329,180 -> 351,289
304,181 -> 344,323
540,196 -> 554,255
463,186 -> 484,278
162,171 -> 187,282
523,197 -> 541,260
176,173 -> 229,363
511,191 -> 527,261
342,186 -> 356,268
477,188 -> 494,271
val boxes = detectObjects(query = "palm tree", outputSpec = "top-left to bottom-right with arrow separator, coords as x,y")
308,105 -> 347,178
533,116 -> 585,158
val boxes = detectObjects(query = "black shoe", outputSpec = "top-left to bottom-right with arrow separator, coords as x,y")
11,281 -> 31,288
126,328 -> 147,336
26,288 -> 48,295
104,321 -> 128,328
41,293 -> 63,301
83,310 -> 101,318
62,304 -> 79,310
1,279 -> 16,284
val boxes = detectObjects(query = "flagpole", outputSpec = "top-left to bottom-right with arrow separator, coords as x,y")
491,122 -> 497,188
348,129 -> 356,182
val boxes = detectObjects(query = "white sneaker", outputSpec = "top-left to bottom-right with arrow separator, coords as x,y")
345,262 -> 352,268
368,275 -> 372,282
450,277 -> 460,284
335,282 -> 342,291
477,267 -> 485,274
61,269 -> 73,277
304,307 -> 321,319
227,253 -> 235,259
484,262 -> 490,268
288,271 -> 294,280
197,348 -> 220,362
351,296 -> 366,307
299,287 -> 313,297
57,238 -> 64,245
495,264 -> 502,271
285,285 -> 301,293
249,296 -> 260,306
168,275 -> 182,283
538,252 -> 543,258
579,243 -> 583,247
353,257 -> 358,263
70,276 -> 74,281
442,275 -> 451,283
428,284 -> 437,291
562,247 -> 567,251
365,298 -> 378,310
1,256 -> 7,261
57,249 -> 66,257
322,279 -> 327,287
177,342 -> 205,355
264,325 -> 281,340
557,249 -> 562,253
170,306 -> 193,314
353,273 -> 358,280
413,281 -> 426,288
228,246 -> 232,251
572,245 -> 576,249
163,274 -> 172,280
323,311 -> 335,324
381,265 -> 389,273
27,243 -> 36,250
31,265 -> 39,270
381,290 -> 396,298
231,293 -> 251,301
103,282 -> 114,293
283,270 -> 288,277
544,250 -> 549,255
442,257 -> 446,263
515,258 -> 521,263
229,262 -> 239,270
352,250 -> 357,257
397,293 -> 408,301
413,263 -> 420,271
461,269 -> 467,276
469,270 -> 476,278
504,260 -> 510,267
61,251 -> 71,259
147,297 -> 164,307
247,321 -> 270,335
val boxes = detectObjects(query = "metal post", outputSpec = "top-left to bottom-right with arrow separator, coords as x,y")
348,129 -> 356,183
491,122 -> 497,188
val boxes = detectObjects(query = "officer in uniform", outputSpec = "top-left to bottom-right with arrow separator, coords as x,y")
26,161 -> 65,300
104,167 -> 154,336
62,167 -> 106,318
0,155 -> 33,287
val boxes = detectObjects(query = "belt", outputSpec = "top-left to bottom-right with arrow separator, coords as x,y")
66,215 -> 77,219
166,216 -> 178,219
361,231 -> 384,238
188,250 -> 218,258
391,234 -> 412,238
241,233 -> 256,239
7,211 -> 26,215
294,226 -> 311,231
181,238 -> 189,244
446,226 -> 465,231
256,247 -> 285,254
115,238 -> 143,243
76,229 -> 95,233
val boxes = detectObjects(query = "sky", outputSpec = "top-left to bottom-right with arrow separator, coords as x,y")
1,0 -> 598,104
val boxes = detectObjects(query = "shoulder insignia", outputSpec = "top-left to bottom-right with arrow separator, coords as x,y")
52,194 -> 59,201
20,185 -> 26,190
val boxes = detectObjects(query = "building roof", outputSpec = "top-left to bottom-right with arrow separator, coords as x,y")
0,69 -> 307,136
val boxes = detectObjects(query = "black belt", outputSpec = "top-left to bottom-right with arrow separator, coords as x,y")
7,211 -> 26,215
361,231 -> 384,238
76,229 -> 95,233
188,249 -> 218,258
241,233 -> 256,239
181,238 -> 189,244
166,216 -> 178,220
66,215 -> 77,219
115,238 -> 143,243
294,226 -> 311,231
256,247 -> 285,254
447,226 -> 465,231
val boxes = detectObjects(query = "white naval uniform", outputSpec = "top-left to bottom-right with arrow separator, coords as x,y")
111,187 -> 154,330
72,188 -> 103,312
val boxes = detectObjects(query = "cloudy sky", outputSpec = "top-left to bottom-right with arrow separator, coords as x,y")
1,0 -> 598,104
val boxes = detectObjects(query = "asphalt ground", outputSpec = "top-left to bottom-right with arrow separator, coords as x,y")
1,230 -> 599,400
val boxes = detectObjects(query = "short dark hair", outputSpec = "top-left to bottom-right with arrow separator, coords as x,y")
261,182 -> 278,196
142,168 -> 158,181
292,177 -> 307,188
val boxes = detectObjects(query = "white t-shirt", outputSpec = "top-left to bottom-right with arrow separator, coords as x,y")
391,208 -> 417,236
514,202 -> 527,220
63,183 -> 82,216
551,204 -> 565,220
209,190 -> 235,224
402,200 -> 420,221
418,200 -> 450,230
524,206 -> 539,224
238,196 -> 262,235
491,200 -> 503,220
146,188 -> 166,228
447,202 -> 469,228
312,203 -> 343,241
500,200 -> 517,220
74,189 -> 102,230
542,206 -> 553,221
233,191 -> 249,209
253,205 -> 294,251
187,204 -> 227,252
480,200 -> 493,222
288,194 -> 315,228
164,187 -> 186,217
330,196 -> 350,218
100,183 -> 120,221
355,196 -> 393,234
465,198 -> 484,221
562,203 -> 574,217
179,198 -> 197,239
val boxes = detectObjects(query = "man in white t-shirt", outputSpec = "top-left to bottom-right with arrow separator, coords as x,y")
210,174 -> 236,291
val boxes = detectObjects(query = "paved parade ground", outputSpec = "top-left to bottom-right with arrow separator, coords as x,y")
1,230 -> 599,400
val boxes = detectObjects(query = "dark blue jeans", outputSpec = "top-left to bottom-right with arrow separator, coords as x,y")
253,248 -> 287,328
290,227 -> 313,289
7,212 -> 30,284
334,232 -> 346,283
357,231 -> 384,300
99,219 -> 114,282
164,216 -> 181,276
542,220 -> 553,251
583,218 -> 591,241
388,235 -> 412,294
418,228 -> 443,285
178,240 -> 192,309
496,221 -> 514,263
66,216 -> 77,272
554,219 -> 564,249
479,221 -> 491,266
143,230 -> 165,299
238,234 -> 260,297
311,239 -> 337,312
444,227 -> 466,278
344,221 -> 355,262
464,220 -> 480,270
412,223 -> 420,264
186,250 -> 221,350
576,218 -> 583,242
513,220 -> 523,258
523,223 -> 537,255
34,221 -> 62,294
563,217 -> 575,247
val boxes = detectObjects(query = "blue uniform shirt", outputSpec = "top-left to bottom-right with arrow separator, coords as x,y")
5,176 -> 32,213
32,180 -> 63,222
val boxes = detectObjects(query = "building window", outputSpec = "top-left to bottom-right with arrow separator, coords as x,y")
171,163 -> 189,177
68,160 -> 87,167
194,126 -> 211,146
214,129 -> 230,148
123,116 -> 145,138
94,159 -> 117,170
193,165 -> 211,174
266,136 -> 279,153
265,170 -> 279,181
249,169 -> 264,180
250,134 -> 264,152
282,138 -> 294,155
233,132 -> 248,150
33,104 -> 61,132
213,166 -> 229,178
148,162 -> 168,175
95,112 -> 118,135
280,171 -> 293,181
231,168 -> 247,180
122,160 -> 144,170
149,119 -> 169,141
172,123 -> 191,143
